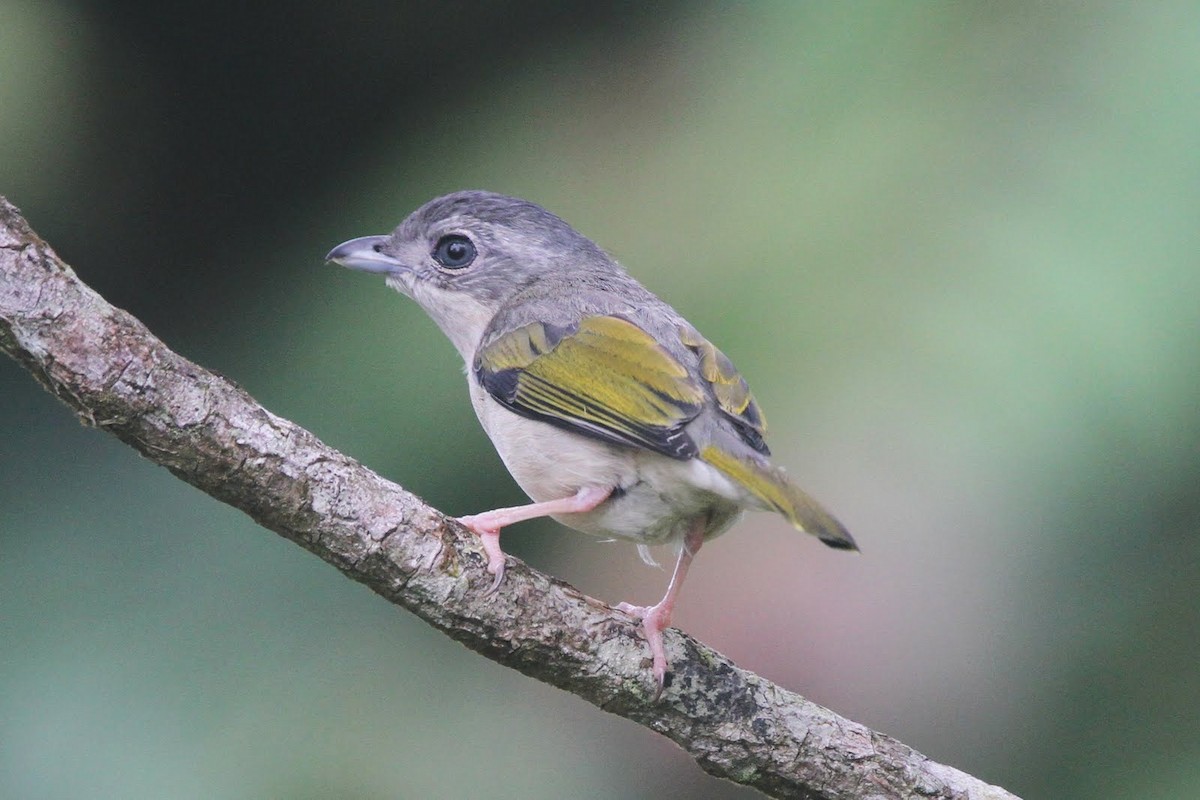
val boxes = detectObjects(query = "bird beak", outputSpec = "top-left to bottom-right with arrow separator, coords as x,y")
325,235 -> 406,275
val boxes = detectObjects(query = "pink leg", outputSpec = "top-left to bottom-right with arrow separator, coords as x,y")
617,518 -> 706,699
458,485 -> 611,593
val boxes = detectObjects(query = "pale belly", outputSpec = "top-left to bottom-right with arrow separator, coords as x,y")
468,380 -> 745,546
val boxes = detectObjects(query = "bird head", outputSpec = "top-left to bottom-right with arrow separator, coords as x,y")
327,190 -> 614,358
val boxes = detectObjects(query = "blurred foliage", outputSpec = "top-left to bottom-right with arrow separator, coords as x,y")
3,1 -> 1199,798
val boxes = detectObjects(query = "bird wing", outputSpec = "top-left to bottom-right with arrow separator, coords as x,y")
474,315 -> 707,459
676,323 -> 770,456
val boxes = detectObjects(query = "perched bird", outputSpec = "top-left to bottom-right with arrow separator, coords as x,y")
327,191 -> 856,695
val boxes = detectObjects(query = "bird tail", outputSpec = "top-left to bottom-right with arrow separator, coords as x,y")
700,446 -> 858,551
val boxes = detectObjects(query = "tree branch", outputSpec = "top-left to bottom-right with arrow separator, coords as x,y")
0,196 -> 1018,800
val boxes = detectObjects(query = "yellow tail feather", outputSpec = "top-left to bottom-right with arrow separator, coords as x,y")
701,446 -> 858,551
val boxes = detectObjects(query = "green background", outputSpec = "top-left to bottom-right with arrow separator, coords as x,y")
3,2 -> 1198,798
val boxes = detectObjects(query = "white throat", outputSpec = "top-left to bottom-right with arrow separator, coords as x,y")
391,276 -> 496,362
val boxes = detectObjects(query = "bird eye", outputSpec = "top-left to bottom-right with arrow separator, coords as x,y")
432,234 -> 476,269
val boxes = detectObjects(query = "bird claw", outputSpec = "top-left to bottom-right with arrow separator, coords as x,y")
615,602 -> 669,700
615,601 -> 647,619
456,515 -> 508,594
482,558 -> 506,596
423,538 -> 446,572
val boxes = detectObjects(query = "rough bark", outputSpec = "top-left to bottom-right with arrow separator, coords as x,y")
0,196 -> 1019,800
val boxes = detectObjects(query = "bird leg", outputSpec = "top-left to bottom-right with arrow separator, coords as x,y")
457,485 -> 611,593
616,518 -> 706,699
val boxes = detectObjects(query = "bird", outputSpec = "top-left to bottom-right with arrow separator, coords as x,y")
326,190 -> 856,697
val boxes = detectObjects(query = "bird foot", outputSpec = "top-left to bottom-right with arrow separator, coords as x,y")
455,488 -> 611,595
617,601 -> 670,700
456,514 -> 508,595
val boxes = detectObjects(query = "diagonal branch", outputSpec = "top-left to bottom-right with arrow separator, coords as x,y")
0,196 -> 1019,800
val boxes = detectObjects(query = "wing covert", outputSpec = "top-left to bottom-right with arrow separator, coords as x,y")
475,316 -> 705,459
677,323 -> 770,455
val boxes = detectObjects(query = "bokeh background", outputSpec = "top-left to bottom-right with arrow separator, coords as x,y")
3,2 -> 1199,798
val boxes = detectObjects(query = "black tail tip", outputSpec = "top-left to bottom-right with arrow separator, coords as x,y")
820,533 -> 859,552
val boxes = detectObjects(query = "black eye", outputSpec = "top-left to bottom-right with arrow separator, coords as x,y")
432,234 -> 476,269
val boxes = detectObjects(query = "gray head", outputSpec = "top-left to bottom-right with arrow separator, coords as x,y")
327,191 -> 639,358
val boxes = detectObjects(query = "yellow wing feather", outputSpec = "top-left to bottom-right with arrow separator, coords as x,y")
700,445 -> 857,550
475,316 -> 705,458
677,323 -> 769,454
